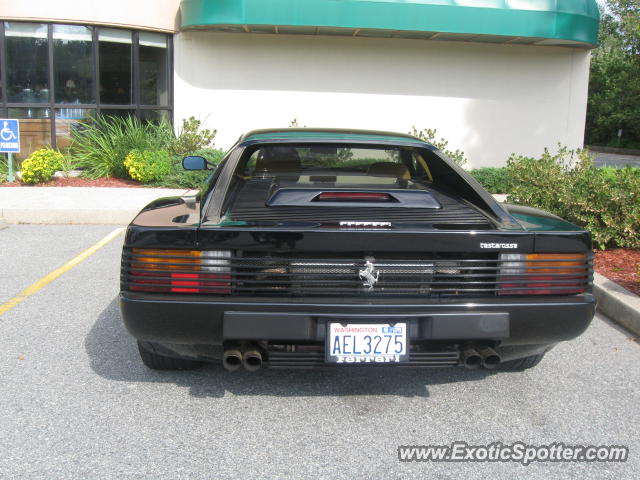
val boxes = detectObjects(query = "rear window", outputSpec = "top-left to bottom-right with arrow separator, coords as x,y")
240,145 -> 431,181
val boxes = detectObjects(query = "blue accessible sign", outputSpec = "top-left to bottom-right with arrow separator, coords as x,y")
0,119 -> 20,153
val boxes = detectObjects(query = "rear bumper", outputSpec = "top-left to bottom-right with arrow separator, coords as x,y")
121,292 -> 596,360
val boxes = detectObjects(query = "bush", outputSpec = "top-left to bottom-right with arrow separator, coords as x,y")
507,146 -> 640,249
152,148 -> 225,189
567,164 -> 640,249
70,114 -> 217,180
124,150 -> 172,184
0,156 -> 8,182
469,167 -> 511,194
409,127 -> 467,168
170,117 -> 216,156
20,148 -> 64,184
70,114 -> 174,179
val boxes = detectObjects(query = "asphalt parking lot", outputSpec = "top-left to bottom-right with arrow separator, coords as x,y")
1,224 -> 639,479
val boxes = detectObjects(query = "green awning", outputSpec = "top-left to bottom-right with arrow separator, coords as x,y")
180,0 -> 600,48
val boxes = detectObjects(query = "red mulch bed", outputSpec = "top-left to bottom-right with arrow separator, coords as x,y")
594,248 -> 640,296
0,177 -> 146,188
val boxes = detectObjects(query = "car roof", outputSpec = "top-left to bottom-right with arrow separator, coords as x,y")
240,128 -> 434,147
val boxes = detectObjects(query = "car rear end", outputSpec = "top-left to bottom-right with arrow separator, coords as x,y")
120,131 -> 595,371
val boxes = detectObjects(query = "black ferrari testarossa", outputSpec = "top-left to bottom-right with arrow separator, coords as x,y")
120,129 -> 594,372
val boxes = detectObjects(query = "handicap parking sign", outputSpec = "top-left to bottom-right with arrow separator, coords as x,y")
0,119 -> 20,153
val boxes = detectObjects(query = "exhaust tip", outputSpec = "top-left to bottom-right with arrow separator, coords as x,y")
222,350 -> 243,371
243,350 -> 263,372
461,348 -> 482,369
478,347 -> 501,369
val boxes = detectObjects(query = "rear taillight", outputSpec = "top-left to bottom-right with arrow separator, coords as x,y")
498,253 -> 588,295
128,249 -> 231,294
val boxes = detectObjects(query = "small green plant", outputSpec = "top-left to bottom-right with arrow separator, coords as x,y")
124,150 -> 172,184
289,118 -> 307,128
0,156 -> 8,182
20,148 -> 64,184
469,167 -> 511,194
409,127 -> 467,168
170,117 -> 216,156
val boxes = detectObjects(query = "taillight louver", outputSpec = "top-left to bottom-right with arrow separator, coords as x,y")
497,253 -> 591,295
126,249 -> 232,294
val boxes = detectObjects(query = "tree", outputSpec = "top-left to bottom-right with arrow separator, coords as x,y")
607,0 -> 640,54
585,1 -> 640,148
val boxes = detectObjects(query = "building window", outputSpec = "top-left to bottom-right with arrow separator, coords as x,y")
4,23 -> 49,104
0,22 -> 173,159
53,25 -> 94,104
98,28 -> 132,105
139,32 -> 169,106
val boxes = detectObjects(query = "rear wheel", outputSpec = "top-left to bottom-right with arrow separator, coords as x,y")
137,341 -> 204,370
498,352 -> 546,372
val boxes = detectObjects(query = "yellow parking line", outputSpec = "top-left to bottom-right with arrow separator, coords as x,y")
0,227 -> 125,317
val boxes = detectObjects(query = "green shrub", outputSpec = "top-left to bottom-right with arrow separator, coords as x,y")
409,127 -> 467,168
507,146 -> 640,249
152,148 -> 225,189
506,146 -> 571,213
0,156 -> 8,182
70,114 -> 217,179
567,164 -> 640,249
469,167 -> 511,194
124,150 -> 172,184
20,148 -> 64,184
169,117 -> 216,156
70,114 -> 174,179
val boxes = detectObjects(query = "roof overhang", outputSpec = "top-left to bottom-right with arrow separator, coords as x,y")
180,0 -> 600,48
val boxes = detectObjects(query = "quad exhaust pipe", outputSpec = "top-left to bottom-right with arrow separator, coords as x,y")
222,348 -> 243,371
242,349 -> 263,372
478,346 -> 501,369
222,344 -> 264,371
461,345 -> 501,369
461,347 -> 482,369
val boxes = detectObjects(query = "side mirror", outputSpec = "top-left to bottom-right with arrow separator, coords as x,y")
182,156 -> 208,170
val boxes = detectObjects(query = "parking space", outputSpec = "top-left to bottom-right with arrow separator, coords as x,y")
0,225 -> 117,304
0,225 -> 639,479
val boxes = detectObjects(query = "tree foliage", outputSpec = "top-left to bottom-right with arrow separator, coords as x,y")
586,1 -> 640,148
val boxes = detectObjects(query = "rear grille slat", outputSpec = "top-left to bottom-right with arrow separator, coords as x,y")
121,250 -> 592,297
267,350 -> 460,368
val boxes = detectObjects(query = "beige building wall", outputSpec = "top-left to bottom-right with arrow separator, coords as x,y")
0,0 -> 181,32
174,32 -> 592,168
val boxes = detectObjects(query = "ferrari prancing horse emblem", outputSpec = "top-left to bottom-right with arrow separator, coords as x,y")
359,260 -> 379,290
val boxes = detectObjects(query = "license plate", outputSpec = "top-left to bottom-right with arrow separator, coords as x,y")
326,323 -> 408,364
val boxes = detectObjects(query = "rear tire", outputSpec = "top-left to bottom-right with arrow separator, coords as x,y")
498,352 -> 546,372
137,341 -> 203,370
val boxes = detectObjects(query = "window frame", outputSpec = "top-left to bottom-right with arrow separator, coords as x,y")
0,21 -> 173,150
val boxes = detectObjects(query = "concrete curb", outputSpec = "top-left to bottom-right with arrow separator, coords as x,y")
588,145 -> 640,156
1,208 -> 141,225
0,187 -> 191,225
593,272 -> 640,337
